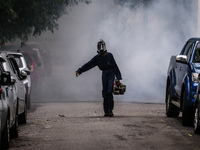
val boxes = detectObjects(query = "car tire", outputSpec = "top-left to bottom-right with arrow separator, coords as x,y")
182,90 -> 195,126
1,115 -> 10,149
166,85 -> 179,117
194,103 -> 200,134
27,93 -> 31,110
19,100 -> 27,124
10,104 -> 19,138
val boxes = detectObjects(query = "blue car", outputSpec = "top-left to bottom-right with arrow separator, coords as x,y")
166,38 -> 200,126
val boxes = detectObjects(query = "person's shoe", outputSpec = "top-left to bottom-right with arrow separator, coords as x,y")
104,111 -> 109,117
109,110 -> 114,117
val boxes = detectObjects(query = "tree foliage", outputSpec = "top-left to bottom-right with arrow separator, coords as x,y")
0,0 -> 91,45
114,0 -> 152,10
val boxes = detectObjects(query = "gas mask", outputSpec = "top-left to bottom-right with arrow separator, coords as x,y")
97,39 -> 107,55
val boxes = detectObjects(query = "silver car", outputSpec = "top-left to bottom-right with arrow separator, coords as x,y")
0,52 -> 27,124
10,52 -> 31,109
0,58 -> 18,149
0,46 -> 31,109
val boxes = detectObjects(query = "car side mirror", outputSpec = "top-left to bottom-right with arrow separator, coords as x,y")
0,71 -> 11,86
23,69 -> 30,75
21,70 -> 28,78
176,55 -> 187,63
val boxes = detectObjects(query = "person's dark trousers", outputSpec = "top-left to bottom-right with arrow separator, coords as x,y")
102,70 -> 115,113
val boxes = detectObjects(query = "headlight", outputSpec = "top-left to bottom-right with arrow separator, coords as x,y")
192,73 -> 200,83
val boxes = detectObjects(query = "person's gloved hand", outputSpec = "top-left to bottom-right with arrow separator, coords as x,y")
116,79 -> 121,86
116,79 -> 120,84
76,72 -> 80,77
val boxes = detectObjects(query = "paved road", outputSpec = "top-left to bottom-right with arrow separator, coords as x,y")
9,102 -> 200,150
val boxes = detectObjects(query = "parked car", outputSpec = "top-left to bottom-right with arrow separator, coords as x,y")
0,44 -> 41,99
21,50 -> 41,98
0,42 -> 48,99
25,43 -> 45,78
27,42 -> 51,77
11,52 -> 31,109
0,51 -> 28,124
17,44 -> 44,98
0,59 -> 18,149
194,80 -> 200,134
40,48 -> 52,77
0,45 -> 32,108
166,38 -> 200,126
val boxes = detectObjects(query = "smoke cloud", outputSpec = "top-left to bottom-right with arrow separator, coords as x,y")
35,0 -> 198,103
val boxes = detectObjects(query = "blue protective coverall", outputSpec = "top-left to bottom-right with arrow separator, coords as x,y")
76,52 -> 122,112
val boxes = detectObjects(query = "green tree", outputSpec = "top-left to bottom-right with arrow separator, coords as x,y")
0,0 -> 91,45
114,0 -> 152,10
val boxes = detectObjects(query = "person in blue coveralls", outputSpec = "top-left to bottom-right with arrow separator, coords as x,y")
76,39 -> 122,117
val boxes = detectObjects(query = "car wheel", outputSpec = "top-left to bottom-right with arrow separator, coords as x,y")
1,115 -> 10,149
194,104 -> 200,134
27,93 -> 31,110
19,100 -> 27,124
182,90 -> 195,126
10,104 -> 19,138
166,85 -> 179,117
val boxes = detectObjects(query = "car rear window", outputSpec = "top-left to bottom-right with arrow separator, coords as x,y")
31,51 -> 41,65
22,53 -> 32,64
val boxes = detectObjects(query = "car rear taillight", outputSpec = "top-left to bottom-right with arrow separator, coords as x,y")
29,63 -> 34,72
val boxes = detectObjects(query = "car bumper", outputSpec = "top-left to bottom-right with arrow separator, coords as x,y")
190,82 -> 198,106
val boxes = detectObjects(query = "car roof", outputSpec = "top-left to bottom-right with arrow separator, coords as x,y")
0,44 -> 33,52
189,38 -> 200,42
0,51 -> 23,56
0,56 -> 6,62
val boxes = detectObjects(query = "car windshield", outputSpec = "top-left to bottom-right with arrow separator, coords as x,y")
193,43 -> 200,63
